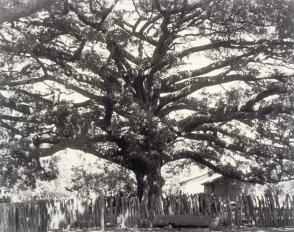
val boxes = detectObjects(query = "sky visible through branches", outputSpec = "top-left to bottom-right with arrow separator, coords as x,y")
0,0 -> 294,198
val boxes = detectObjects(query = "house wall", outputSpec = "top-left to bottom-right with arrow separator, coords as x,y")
181,174 -> 294,197
204,177 -> 258,197
179,173 -> 215,194
180,180 -> 205,194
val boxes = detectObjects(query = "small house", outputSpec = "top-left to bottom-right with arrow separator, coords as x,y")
179,172 -> 221,194
202,176 -> 259,197
179,172 -> 262,196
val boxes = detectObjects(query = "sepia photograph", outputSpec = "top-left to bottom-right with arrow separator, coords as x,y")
0,0 -> 294,231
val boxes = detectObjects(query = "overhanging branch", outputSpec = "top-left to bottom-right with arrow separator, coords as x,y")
0,0 -> 57,24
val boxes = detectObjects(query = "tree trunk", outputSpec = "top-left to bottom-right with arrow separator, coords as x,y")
146,166 -> 165,206
135,165 -> 164,209
135,172 -> 145,201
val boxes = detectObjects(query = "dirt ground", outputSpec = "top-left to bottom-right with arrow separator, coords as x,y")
52,227 -> 294,232
145,228 -> 294,232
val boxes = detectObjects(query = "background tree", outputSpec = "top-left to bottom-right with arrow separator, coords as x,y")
67,161 -> 136,196
0,149 -> 59,189
0,0 -> 294,202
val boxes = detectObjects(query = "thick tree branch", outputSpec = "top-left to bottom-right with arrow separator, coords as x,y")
39,136 -> 103,155
32,40 -> 86,63
15,89 -> 53,106
159,77 -> 290,117
0,114 -> 28,122
172,150 -> 279,184
0,0 -> 57,24
177,41 -> 233,59
241,86 -> 287,112
0,93 -> 31,114
160,72 -> 291,112
180,103 -> 294,132
159,73 -> 252,109
0,120 -> 23,135
162,51 -> 258,90
177,39 -> 294,59
1,76 -> 49,87
33,135 -> 127,166
115,19 -> 158,46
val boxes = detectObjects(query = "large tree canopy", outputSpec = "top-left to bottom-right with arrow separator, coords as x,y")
0,0 -> 294,199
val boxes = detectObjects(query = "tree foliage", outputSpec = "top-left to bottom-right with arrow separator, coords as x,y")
67,161 -> 136,196
0,0 -> 294,198
0,150 -> 59,189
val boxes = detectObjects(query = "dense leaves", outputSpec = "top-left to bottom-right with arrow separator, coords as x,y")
67,161 -> 136,196
0,150 -> 59,189
0,0 -> 294,197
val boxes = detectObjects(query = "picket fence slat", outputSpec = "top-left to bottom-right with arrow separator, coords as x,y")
1,193 -> 294,231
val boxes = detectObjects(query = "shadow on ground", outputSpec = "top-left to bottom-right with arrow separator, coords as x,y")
55,227 -> 294,232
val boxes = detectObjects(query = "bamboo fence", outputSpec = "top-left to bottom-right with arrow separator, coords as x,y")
0,193 -> 294,231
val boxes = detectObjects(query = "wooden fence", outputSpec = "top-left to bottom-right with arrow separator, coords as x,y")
0,193 -> 294,231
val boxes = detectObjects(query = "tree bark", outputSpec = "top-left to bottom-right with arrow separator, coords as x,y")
135,164 -> 164,209
135,172 -> 145,201
146,166 -> 164,203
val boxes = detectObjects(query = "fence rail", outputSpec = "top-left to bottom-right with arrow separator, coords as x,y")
0,193 -> 294,231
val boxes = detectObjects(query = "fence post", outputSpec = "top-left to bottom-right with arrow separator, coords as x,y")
137,197 -> 141,227
226,196 -> 232,226
235,196 -> 242,227
109,197 -> 114,226
100,195 -> 105,232
121,196 -> 126,228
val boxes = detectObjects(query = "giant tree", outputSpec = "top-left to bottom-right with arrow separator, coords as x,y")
0,0 -> 294,201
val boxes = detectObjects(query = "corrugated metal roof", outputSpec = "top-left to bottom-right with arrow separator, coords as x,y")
179,172 -> 222,186
201,175 -> 223,185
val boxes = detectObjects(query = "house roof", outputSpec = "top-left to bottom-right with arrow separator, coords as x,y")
201,175 -> 223,185
179,173 -> 208,186
179,172 -> 222,186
